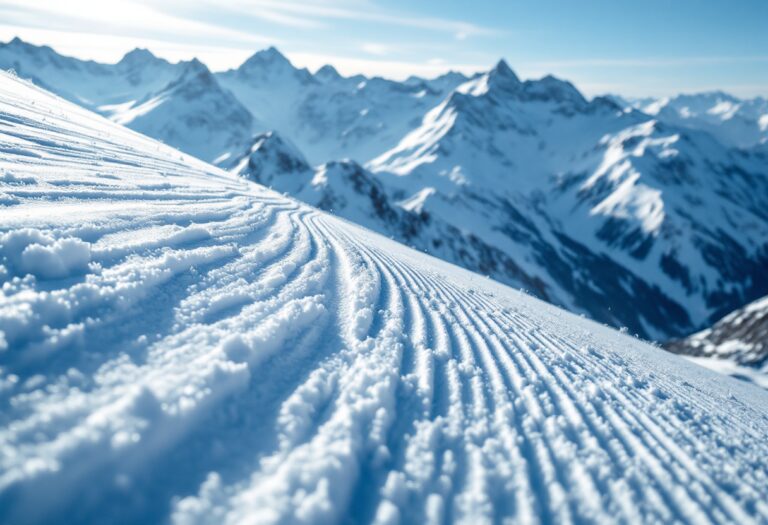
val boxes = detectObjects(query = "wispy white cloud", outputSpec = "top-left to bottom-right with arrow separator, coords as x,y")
361,42 -> 391,57
529,56 -> 768,69
0,0 -> 498,71
0,0 -> 273,47
191,0 -> 499,39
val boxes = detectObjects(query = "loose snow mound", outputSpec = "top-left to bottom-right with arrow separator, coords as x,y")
2,72 -> 768,525
2,229 -> 91,279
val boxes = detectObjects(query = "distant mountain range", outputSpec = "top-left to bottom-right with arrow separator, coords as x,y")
0,38 -> 461,165
666,293 -> 768,389
611,92 -> 768,149
3,37 -> 767,342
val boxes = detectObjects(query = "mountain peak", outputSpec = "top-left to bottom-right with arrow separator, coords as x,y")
2,36 -> 37,52
523,74 -> 586,106
316,64 -> 342,82
235,131 -> 311,188
484,59 -> 521,93
234,46 -> 317,86
163,58 -> 217,95
118,47 -> 157,67
436,70 -> 469,82
490,59 -> 519,82
241,46 -> 291,70
187,57 -> 206,68
261,46 -> 284,58
178,57 -> 210,76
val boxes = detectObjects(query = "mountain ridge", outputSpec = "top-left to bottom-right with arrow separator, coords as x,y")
666,294 -> 768,389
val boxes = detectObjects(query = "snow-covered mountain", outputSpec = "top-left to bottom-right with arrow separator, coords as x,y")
614,92 -> 768,149
219,57 -> 768,340
0,37 -> 252,163
225,131 -> 429,238
3,37 -> 767,341
0,37 -> 182,108
370,62 -> 768,340
216,47 -> 466,164
666,295 -> 768,389
113,59 -> 254,163
4,69 -> 768,525
231,60 -> 768,340
0,38 -> 465,165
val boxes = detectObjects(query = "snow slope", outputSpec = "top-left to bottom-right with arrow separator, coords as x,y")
3,72 -> 768,525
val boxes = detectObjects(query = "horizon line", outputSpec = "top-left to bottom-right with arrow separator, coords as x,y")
2,35 -> 767,100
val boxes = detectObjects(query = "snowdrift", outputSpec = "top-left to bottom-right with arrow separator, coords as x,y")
2,72 -> 768,524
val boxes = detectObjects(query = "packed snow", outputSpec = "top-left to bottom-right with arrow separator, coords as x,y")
2,72 -> 768,525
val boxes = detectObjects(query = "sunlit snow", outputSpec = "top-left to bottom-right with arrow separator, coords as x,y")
2,71 -> 768,525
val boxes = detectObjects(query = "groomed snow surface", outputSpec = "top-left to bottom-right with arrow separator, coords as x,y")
2,72 -> 768,525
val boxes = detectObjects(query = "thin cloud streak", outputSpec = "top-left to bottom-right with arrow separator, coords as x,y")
200,0 -> 499,38
0,0 -> 273,47
530,56 -> 768,69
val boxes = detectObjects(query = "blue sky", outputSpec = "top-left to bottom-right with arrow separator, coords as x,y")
1,0 -> 766,97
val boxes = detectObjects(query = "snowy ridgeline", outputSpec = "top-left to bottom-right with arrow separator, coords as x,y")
2,72 -> 768,525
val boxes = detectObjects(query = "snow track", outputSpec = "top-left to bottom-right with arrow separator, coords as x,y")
2,73 -> 768,525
